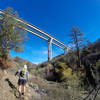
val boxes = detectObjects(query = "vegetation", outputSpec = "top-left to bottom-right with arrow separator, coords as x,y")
0,8 -> 27,69
0,7 -> 100,100
37,32 -> 100,99
69,27 -> 85,68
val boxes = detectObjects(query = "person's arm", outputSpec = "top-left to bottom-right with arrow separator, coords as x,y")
15,70 -> 20,76
26,71 -> 29,81
15,71 -> 18,76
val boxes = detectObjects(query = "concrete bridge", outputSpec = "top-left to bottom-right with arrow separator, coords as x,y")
0,10 -> 68,62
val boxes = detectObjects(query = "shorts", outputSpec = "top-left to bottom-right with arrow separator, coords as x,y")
18,79 -> 27,86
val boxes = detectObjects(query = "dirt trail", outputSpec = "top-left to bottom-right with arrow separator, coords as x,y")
0,69 -> 41,100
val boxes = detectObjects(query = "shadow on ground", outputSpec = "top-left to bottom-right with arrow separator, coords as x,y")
5,78 -> 21,98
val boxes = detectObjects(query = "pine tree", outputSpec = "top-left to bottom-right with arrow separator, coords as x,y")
0,8 -> 27,63
69,27 -> 84,68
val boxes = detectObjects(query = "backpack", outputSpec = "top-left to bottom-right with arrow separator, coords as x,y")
20,68 -> 26,78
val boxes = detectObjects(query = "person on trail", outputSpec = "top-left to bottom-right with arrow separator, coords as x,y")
15,64 -> 29,95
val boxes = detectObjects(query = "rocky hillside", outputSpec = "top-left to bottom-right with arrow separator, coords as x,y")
36,39 -> 100,100
0,57 -> 72,100
0,56 -> 100,100
0,39 -> 100,100
13,56 -> 37,68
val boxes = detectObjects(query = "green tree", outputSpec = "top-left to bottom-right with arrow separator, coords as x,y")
0,8 -> 27,62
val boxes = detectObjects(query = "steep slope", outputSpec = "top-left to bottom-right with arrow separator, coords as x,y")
0,65 -> 41,100
0,57 -> 71,100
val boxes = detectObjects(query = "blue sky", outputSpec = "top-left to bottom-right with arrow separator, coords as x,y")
0,0 -> 100,64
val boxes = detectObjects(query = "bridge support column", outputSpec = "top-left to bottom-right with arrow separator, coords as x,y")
64,48 -> 68,54
48,38 -> 53,62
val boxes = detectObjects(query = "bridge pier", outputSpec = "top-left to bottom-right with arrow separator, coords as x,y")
64,48 -> 68,54
48,38 -> 53,62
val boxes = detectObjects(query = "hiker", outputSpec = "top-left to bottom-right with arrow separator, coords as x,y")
15,64 -> 29,95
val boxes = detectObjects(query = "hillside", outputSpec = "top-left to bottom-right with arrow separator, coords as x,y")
13,56 -> 37,68
0,57 -> 72,100
0,39 -> 100,100
36,39 -> 100,100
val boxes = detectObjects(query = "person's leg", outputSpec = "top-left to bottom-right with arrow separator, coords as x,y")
23,85 -> 26,93
18,79 -> 21,93
21,79 -> 26,95
18,85 -> 21,93
21,85 -> 25,94
21,85 -> 23,94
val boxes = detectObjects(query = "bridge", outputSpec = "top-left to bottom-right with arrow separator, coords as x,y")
0,10 -> 68,62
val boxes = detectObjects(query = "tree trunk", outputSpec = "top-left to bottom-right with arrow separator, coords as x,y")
1,53 -> 9,69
